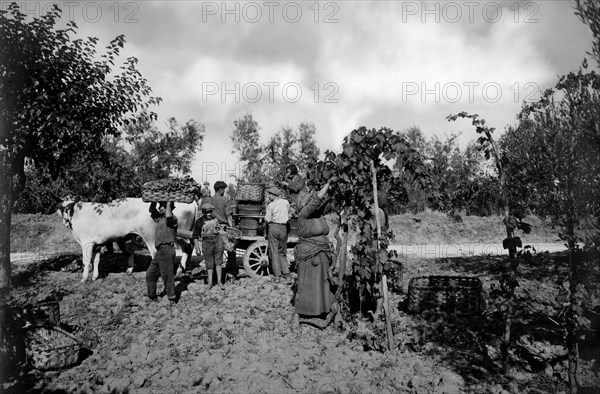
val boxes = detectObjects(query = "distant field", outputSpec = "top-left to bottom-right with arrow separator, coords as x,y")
10,211 -> 560,254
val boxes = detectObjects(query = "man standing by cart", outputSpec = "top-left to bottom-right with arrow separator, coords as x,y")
265,186 -> 292,282
211,180 -> 238,281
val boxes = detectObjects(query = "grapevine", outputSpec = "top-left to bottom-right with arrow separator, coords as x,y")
309,127 -> 430,320
142,176 -> 201,195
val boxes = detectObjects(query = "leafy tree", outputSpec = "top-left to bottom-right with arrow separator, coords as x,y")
447,112 -> 526,257
124,114 -> 204,195
231,115 -> 320,184
13,113 -> 204,211
394,127 -> 496,217
0,4 -> 159,288
500,121 -> 553,219
517,68 -> 600,394
517,69 -> 600,248
280,127 -> 297,171
394,127 -> 428,213
575,0 -> 600,66
422,133 -> 468,220
297,122 -> 320,172
263,131 -> 283,181
231,114 -> 263,183
464,173 -> 502,217
448,112 -> 532,375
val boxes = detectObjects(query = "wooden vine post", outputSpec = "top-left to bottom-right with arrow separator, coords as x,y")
370,160 -> 394,352
336,210 -> 348,298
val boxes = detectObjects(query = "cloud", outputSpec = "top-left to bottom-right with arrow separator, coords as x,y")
65,0 -> 596,182
309,2 -> 558,144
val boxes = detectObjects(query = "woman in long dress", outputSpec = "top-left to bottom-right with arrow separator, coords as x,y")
293,180 -> 336,328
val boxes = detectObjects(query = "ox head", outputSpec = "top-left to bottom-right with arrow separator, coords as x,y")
56,199 -> 76,229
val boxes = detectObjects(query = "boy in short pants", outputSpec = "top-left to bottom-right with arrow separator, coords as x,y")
194,203 -> 224,289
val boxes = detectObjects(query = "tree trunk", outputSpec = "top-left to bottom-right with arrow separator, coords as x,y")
0,150 -> 13,289
370,160 -> 384,316
501,288 -> 514,376
498,165 -> 516,375
500,170 -> 516,259
565,125 -> 579,394
567,228 -> 580,393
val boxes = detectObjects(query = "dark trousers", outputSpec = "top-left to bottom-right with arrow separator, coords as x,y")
268,223 -> 289,277
146,244 -> 176,300
220,223 -> 239,277
224,249 -> 238,277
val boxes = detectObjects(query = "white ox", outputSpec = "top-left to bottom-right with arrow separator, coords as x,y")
58,198 -> 197,282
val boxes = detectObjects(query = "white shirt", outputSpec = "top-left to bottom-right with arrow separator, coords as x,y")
265,198 -> 291,224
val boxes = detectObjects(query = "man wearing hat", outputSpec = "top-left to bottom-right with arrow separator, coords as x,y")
210,180 -> 238,280
265,186 -> 292,281
193,202 -> 224,289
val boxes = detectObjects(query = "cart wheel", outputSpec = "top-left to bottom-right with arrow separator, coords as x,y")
243,240 -> 271,278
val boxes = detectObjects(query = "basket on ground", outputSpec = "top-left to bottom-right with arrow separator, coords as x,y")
408,275 -> 483,315
236,183 -> 265,203
26,326 -> 81,370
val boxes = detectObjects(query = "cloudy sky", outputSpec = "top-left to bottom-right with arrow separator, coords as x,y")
27,0 -> 595,183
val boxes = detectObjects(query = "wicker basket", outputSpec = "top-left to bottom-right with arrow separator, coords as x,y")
236,183 -> 265,203
142,188 -> 195,203
224,226 -> 242,240
26,326 -> 81,370
408,275 -> 483,315
12,301 -> 60,328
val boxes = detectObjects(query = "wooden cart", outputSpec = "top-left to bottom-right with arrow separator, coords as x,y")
230,183 -> 299,278
231,212 -> 299,278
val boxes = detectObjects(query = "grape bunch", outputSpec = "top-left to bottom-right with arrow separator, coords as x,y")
143,176 -> 201,195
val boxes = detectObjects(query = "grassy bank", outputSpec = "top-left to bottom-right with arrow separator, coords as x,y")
10,213 -> 79,253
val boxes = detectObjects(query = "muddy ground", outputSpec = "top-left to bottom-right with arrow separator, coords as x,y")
1,246 -> 599,394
